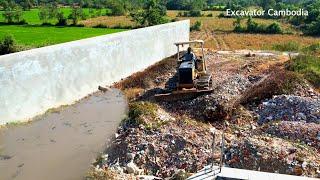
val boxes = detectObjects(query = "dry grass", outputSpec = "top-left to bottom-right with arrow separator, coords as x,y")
169,10 -> 296,32
81,15 -> 136,27
203,33 -> 320,50
113,57 -> 176,90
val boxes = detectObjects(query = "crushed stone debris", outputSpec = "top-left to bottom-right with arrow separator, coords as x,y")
256,95 -> 320,125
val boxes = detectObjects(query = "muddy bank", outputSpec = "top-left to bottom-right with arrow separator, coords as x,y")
0,89 -> 127,180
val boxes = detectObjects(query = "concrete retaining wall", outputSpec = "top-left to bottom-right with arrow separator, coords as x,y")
0,20 -> 189,125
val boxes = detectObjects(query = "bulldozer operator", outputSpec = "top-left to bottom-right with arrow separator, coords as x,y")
180,47 -> 196,62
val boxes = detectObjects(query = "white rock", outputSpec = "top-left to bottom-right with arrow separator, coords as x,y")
126,161 -> 143,175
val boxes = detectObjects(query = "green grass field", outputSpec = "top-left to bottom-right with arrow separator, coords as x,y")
0,8 -> 109,25
0,25 -> 125,47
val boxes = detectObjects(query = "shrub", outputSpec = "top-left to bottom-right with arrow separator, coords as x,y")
190,21 -> 202,31
189,10 -> 202,17
287,55 -> 320,88
304,19 -> 320,36
266,23 -> 282,34
56,11 -> 67,26
233,17 -> 244,32
207,13 -> 213,17
0,34 -> 17,55
303,43 -> 320,55
125,101 -> 157,126
218,12 -> 225,18
177,12 -> 183,17
235,17 -> 283,34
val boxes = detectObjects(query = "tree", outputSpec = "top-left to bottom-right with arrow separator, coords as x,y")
0,0 -> 9,10
0,34 -> 17,55
39,3 -> 60,24
56,11 -> 67,26
233,17 -> 244,32
18,0 -> 34,10
130,0 -> 168,27
69,5 -> 85,25
2,1 -> 24,24
107,0 -> 126,16
260,0 -> 276,11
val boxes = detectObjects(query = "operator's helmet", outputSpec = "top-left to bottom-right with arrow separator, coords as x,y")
187,47 -> 192,53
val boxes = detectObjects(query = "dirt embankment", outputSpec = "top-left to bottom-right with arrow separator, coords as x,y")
87,50 -> 320,180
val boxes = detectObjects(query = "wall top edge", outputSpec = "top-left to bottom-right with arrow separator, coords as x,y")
0,20 -> 190,61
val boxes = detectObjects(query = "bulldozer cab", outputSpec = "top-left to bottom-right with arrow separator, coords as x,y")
154,40 -> 213,101
175,40 -> 207,74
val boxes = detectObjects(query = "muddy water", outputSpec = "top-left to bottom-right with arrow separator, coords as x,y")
0,89 -> 127,180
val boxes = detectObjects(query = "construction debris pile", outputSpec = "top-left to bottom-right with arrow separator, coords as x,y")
160,74 -> 252,120
224,135 -> 320,177
89,51 -> 320,179
95,108 -> 215,178
265,121 -> 320,150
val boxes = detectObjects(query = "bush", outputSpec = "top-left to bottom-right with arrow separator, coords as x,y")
266,23 -> 282,34
190,21 -> 202,31
0,34 -> 17,55
303,43 -> 320,55
235,17 -> 283,34
207,13 -> 213,17
233,17 -> 244,32
218,12 -> 225,18
125,101 -> 157,127
55,11 -> 67,26
189,10 -> 202,17
287,55 -> 320,88
304,20 -> 320,36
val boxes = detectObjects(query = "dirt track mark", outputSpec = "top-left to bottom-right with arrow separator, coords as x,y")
211,31 -> 221,50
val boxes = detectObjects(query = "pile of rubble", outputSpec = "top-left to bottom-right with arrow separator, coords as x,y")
264,121 -> 320,150
160,74 -> 252,120
256,95 -> 320,124
91,51 -> 320,179
224,135 -> 320,177
94,106 -> 215,179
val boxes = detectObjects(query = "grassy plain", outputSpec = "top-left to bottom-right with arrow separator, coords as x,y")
0,8 -> 122,48
0,8 -> 109,25
0,25 -> 124,47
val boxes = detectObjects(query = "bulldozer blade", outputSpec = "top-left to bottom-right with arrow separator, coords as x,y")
154,89 -> 213,102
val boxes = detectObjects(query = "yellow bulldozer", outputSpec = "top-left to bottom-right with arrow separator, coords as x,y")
155,40 -> 213,101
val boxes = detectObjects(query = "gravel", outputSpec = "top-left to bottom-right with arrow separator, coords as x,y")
256,95 -> 320,125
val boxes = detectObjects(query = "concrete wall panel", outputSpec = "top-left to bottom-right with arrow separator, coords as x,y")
0,20 -> 190,124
